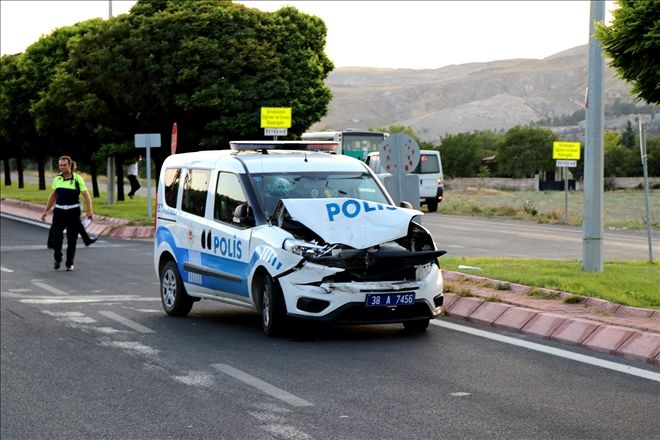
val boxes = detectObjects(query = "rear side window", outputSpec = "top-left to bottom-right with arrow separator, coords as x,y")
164,168 -> 181,208
414,154 -> 439,174
214,172 -> 248,224
181,169 -> 211,217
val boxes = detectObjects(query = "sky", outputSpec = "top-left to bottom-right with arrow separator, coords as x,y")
1,0 -> 616,70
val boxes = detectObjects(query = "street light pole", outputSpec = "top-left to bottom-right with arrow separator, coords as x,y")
582,0 -> 605,272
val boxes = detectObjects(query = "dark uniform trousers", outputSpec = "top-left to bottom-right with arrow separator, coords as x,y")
48,207 -> 82,266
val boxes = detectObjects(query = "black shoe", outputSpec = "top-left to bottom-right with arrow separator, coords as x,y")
54,260 -> 61,270
66,264 -> 74,272
85,236 -> 97,247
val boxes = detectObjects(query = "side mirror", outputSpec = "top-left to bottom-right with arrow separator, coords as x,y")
232,203 -> 254,227
399,201 -> 413,209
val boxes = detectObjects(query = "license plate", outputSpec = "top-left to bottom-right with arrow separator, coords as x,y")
366,293 -> 416,307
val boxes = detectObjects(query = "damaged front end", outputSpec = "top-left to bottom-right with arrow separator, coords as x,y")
271,199 -> 445,322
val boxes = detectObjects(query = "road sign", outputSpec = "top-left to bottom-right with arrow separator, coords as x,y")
556,160 -> 577,168
261,107 -> 292,128
134,133 -> 161,148
553,141 -> 581,159
171,123 -> 178,155
265,128 -> 287,136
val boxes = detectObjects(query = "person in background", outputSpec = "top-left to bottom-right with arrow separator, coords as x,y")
40,156 -> 94,271
127,156 -> 141,199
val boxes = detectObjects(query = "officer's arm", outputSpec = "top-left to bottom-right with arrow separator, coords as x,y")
82,191 -> 93,219
40,192 -> 56,221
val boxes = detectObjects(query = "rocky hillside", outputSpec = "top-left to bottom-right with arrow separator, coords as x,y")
311,45 -> 635,142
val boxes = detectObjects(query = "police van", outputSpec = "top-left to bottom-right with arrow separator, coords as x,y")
365,150 -> 444,212
154,141 -> 445,336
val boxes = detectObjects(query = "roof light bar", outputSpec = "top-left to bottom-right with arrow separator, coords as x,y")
229,141 -> 339,152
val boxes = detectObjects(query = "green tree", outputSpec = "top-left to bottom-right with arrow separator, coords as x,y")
438,131 -> 500,178
597,0 -> 660,104
496,126 -> 557,178
39,0 -> 333,181
0,54 -> 23,186
620,120 -> 636,149
645,135 -> 659,177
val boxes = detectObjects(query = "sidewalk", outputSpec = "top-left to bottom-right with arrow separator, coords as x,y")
1,197 -> 659,365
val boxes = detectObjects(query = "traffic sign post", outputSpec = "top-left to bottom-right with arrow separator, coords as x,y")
261,107 -> 291,140
134,133 -> 161,220
379,133 -> 420,209
553,142 -> 581,225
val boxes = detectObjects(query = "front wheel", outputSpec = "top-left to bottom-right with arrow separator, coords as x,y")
160,260 -> 193,316
260,275 -> 286,336
403,318 -> 430,333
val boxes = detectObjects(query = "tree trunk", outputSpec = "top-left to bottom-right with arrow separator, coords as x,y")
3,158 -> 11,186
37,158 -> 46,190
16,156 -> 24,189
115,156 -> 125,201
90,162 -> 99,198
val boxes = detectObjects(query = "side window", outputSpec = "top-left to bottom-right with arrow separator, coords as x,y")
164,168 -> 181,208
214,172 -> 248,224
181,169 -> 211,217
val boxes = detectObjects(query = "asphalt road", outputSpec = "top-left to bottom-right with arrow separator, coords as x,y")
1,217 -> 659,439
421,213 -> 659,260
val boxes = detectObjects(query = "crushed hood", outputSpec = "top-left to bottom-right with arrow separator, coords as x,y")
281,198 -> 423,249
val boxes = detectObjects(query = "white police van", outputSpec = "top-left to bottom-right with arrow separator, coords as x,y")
154,141 -> 445,335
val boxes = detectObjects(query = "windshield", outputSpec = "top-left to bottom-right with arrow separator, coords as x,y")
250,171 -> 390,218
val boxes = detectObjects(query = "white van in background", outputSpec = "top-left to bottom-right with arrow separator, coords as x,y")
365,150 -> 444,212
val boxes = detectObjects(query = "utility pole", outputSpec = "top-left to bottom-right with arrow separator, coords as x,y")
582,0 -> 605,272
106,0 -> 115,205
639,116 -> 654,262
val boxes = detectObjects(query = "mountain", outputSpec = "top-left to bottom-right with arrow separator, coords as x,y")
310,45 -> 634,142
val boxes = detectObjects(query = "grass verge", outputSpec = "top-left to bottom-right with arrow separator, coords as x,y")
441,256 -> 659,310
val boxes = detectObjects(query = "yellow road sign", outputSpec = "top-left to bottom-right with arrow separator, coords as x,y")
553,141 -> 581,160
261,107 -> 292,128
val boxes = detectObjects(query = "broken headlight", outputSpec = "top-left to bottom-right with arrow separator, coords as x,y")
283,238 -> 327,258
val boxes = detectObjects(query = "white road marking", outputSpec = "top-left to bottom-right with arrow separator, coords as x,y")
100,340 -> 159,357
1,266 -> 14,272
172,371 -> 215,388
3,293 -> 159,304
98,311 -> 155,334
432,320 -> 660,383
212,363 -> 313,407
31,280 -> 68,296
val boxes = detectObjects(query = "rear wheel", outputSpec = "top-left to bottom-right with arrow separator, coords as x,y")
260,275 -> 286,336
426,199 -> 438,213
403,318 -> 430,333
160,261 -> 193,316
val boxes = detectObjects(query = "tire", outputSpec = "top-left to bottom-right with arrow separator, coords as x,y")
160,260 -> 194,316
426,199 -> 438,213
403,318 -> 430,333
260,275 -> 286,336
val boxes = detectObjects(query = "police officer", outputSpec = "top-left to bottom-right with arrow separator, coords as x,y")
40,156 -> 94,271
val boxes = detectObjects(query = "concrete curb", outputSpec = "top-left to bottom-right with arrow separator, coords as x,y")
443,271 -> 660,365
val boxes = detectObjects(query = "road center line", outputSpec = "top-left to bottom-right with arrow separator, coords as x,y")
431,319 -> 660,383
1,266 -> 14,272
212,363 -> 313,407
98,311 -> 155,334
31,280 -> 68,296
